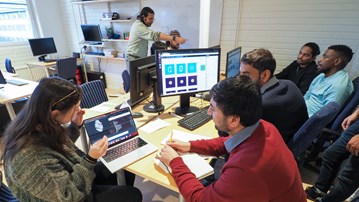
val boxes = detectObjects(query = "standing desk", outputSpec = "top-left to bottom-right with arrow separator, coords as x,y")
80,95 -> 216,199
0,77 -> 38,120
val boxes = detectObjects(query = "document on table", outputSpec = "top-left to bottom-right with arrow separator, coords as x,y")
160,129 -> 211,145
139,118 -> 170,133
90,102 -> 117,112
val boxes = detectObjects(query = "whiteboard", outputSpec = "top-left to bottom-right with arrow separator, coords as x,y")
142,0 -> 223,49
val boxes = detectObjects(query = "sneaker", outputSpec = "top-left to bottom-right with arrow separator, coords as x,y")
305,186 -> 325,200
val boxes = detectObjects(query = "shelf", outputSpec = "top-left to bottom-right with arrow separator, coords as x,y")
102,39 -> 129,42
82,54 -> 125,61
100,18 -> 132,23
72,0 -> 127,4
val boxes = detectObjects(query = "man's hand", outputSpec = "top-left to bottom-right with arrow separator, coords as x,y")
88,136 -> 108,159
166,140 -> 191,153
347,134 -> 359,156
156,145 -> 180,166
342,112 -> 359,131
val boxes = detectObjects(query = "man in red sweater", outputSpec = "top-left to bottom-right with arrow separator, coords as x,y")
157,75 -> 306,202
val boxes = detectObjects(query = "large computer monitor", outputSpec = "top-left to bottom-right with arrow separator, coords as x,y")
225,47 -> 241,78
28,37 -> 57,62
156,48 -> 220,115
128,56 -> 159,109
81,24 -> 103,45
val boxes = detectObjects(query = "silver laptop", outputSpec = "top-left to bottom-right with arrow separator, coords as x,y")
83,107 -> 158,173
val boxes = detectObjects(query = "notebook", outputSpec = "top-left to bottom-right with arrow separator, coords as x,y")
83,107 -> 158,173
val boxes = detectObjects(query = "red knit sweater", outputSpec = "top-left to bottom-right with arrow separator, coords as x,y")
169,120 -> 306,202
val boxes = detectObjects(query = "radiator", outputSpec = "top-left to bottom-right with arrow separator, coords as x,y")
16,67 -> 47,81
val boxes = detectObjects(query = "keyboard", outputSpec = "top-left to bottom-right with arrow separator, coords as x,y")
86,52 -> 105,56
103,137 -> 147,163
178,106 -> 212,130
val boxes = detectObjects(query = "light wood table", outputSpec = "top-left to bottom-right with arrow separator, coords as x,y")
0,77 -> 38,120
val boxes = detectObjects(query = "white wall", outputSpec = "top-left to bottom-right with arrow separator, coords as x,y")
220,0 -> 359,76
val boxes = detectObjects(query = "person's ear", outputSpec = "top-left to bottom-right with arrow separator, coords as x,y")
334,57 -> 343,67
51,110 -> 60,121
260,69 -> 271,83
228,115 -> 241,129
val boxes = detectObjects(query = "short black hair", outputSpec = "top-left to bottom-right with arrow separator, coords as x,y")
303,42 -> 320,58
137,7 -> 155,23
240,48 -> 276,76
210,75 -> 262,127
328,45 -> 354,69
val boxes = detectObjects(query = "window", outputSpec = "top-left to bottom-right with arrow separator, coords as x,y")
0,0 -> 34,42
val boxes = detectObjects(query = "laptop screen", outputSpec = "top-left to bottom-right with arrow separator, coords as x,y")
0,71 -> 7,84
84,107 -> 138,147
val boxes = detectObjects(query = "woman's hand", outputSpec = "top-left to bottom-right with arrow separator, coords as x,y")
72,106 -> 85,127
88,136 -> 108,159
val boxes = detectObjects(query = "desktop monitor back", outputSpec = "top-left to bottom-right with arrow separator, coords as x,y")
156,48 -> 220,115
28,37 -> 57,62
225,47 -> 241,78
128,55 -> 156,108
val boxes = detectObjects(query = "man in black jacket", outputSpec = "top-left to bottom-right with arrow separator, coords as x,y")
276,42 -> 320,95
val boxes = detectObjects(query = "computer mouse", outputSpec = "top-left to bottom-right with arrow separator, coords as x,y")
132,112 -> 144,118
100,53 -> 105,56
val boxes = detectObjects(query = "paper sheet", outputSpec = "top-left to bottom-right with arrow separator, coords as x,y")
90,102 -> 117,112
139,118 -> 171,133
160,129 -> 211,145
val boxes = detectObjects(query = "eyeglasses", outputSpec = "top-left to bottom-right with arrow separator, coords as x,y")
52,90 -> 77,109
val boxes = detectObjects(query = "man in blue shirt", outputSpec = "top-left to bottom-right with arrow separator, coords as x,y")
304,45 -> 354,117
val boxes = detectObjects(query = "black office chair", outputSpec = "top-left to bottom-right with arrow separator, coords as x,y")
56,57 -> 77,83
5,58 -> 16,74
80,80 -> 108,108
287,102 -> 340,167
307,76 -> 359,161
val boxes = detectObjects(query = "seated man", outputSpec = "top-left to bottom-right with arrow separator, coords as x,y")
157,75 -> 306,201
305,107 -> 359,201
240,48 -> 308,142
276,42 -> 320,95
304,44 -> 354,117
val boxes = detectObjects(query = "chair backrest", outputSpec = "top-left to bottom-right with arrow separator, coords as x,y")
328,76 -> 359,131
287,102 -> 340,160
56,57 -> 77,82
0,171 -> 19,202
122,70 -> 130,93
5,58 -> 15,74
80,80 -> 108,108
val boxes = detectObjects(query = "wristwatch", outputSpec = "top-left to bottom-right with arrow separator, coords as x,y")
172,35 -> 176,42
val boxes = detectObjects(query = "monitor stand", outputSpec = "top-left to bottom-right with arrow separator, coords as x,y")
175,94 -> 199,116
38,55 -> 47,62
143,76 -> 164,113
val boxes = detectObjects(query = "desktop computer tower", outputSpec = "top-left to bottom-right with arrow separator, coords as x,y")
87,71 -> 106,88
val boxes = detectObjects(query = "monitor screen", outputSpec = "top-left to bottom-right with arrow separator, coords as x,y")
225,47 -> 241,78
28,37 -> 57,61
128,55 -> 156,108
81,24 -> 103,44
156,48 -> 220,115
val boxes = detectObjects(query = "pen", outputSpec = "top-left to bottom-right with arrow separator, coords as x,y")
169,112 -> 182,119
170,130 -> 173,143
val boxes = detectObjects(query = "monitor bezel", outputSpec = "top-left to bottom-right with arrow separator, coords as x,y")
80,24 -> 103,44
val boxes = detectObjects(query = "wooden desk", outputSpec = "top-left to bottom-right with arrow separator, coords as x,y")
79,95 -> 214,197
0,77 -> 38,120
26,59 -> 86,81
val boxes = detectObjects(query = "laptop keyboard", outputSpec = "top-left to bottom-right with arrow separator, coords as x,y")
103,137 -> 147,163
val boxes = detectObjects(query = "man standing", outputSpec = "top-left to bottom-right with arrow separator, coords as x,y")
276,42 -> 320,95
240,48 -> 308,142
157,75 -> 306,201
125,7 -> 186,71
304,45 -> 354,117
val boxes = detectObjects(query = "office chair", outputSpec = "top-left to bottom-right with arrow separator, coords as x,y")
122,70 -> 130,93
80,80 -> 108,108
0,171 -> 19,202
287,102 -> 340,167
56,57 -> 77,83
307,76 -> 359,161
5,58 -> 16,74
